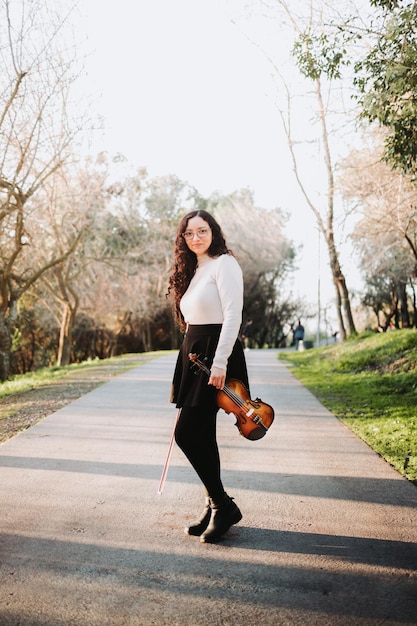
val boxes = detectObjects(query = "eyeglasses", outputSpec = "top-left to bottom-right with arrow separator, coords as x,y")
182,227 -> 211,240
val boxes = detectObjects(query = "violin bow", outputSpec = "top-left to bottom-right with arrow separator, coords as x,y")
157,407 -> 181,495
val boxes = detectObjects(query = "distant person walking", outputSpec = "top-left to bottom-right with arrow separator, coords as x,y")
294,320 -> 305,350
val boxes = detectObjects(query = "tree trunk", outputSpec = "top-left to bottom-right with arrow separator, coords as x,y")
409,279 -> 417,328
333,283 -> 346,341
397,280 -> 410,328
143,320 -> 152,353
327,226 -> 356,338
54,264 -> 80,367
0,314 -> 12,382
57,303 -> 77,366
337,274 -> 356,336
278,72 -> 357,340
0,298 -> 18,381
315,77 -> 357,339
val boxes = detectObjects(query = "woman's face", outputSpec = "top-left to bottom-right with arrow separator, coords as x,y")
183,216 -> 213,257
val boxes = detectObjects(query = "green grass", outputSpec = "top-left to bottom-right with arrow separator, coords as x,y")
280,330 -> 417,484
0,352 -> 159,399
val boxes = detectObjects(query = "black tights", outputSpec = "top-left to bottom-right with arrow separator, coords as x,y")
174,404 -> 225,501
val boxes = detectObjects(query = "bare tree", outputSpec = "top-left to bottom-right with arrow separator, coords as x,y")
340,135 -> 417,328
212,189 -> 299,346
279,73 -> 357,339
78,170 -> 203,353
242,0 -> 358,338
31,161 -> 107,365
0,0 -> 86,379
340,137 -> 417,277
213,189 -> 294,277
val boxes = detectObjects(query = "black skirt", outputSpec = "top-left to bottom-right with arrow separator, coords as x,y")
170,324 -> 250,408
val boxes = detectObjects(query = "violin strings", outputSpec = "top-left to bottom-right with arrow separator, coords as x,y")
222,386 -> 245,408
193,357 -> 267,427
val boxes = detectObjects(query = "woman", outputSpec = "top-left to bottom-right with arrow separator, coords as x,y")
167,209 -> 249,543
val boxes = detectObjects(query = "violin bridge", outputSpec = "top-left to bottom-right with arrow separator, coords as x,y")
245,407 -> 268,429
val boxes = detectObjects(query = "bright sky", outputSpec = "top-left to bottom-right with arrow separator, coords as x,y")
81,0 -> 360,328
83,1 -> 295,203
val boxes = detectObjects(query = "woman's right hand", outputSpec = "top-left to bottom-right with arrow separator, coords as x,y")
209,366 -> 226,390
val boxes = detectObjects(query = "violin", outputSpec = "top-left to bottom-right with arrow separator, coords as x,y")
189,353 -> 275,441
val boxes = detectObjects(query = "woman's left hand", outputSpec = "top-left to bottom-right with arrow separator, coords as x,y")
209,366 -> 226,390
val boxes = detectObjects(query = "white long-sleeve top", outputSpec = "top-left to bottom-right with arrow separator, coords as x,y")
180,253 -> 243,371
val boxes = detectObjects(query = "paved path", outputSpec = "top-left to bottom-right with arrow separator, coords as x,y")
1,350 -> 416,626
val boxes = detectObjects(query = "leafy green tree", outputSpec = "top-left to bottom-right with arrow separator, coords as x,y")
273,1 -> 417,334
354,0 -> 417,173
305,0 -> 417,174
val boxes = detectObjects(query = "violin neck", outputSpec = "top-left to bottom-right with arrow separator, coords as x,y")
194,359 -> 211,378
190,354 -> 244,407
190,354 -> 224,388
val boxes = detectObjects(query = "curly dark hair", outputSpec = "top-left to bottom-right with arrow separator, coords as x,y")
167,209 -> 232,330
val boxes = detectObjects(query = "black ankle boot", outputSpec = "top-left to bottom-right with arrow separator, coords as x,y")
200,494 -> 242,543
184,497 -> 211,536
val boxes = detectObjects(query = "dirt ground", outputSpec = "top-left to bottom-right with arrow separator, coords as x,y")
0,355 -> 152,444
